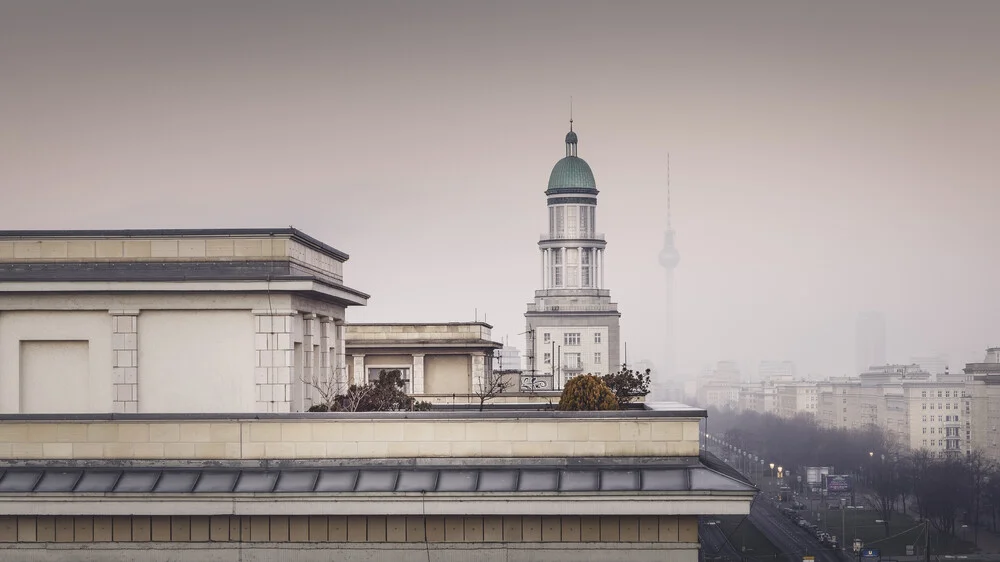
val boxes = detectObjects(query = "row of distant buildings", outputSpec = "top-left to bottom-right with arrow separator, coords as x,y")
694,350 -> 1000,461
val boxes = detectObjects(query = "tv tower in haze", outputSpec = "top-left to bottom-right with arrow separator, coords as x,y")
656,156 -> 680,401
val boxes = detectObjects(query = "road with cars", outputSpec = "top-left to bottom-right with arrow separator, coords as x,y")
748,497 -> 847,562
699,517 -> 743,562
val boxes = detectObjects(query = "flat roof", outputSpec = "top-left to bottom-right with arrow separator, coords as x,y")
348,322 -> 494,329
0,227 -> 350,261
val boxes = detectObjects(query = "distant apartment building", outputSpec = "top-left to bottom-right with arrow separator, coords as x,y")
817,364 -> 971,456
965,348 -> 1000,460
694,361 -> 745,410
737,381 -> 778,415
697,380 -> 740,410
492,344 -> 523,373
777,382 -> 819,418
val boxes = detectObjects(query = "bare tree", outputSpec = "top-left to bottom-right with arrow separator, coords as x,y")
474,373 -> 512,412
303,369 -> 350,412
866,450 -> 901,536
966,451 -> 993,545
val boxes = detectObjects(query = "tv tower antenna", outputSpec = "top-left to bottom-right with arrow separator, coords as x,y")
667,153 -> 672,229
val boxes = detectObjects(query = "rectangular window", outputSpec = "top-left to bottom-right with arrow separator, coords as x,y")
543,332 -> 551,343
594,332 -> 602,344
580,249 -> 591,287
543,352 -> 551,364
549,207 -> 555,237
368,368 -> 410,384
565,352 -> 582,369
555,207 -> 565,237
565,248 -> 578,288
594,352 -> 602,364
580,206 -> 590,237
566,206 -> 578,238
564,333 -> 580,346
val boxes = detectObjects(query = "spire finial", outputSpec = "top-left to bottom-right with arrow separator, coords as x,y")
569,96 -> 574,131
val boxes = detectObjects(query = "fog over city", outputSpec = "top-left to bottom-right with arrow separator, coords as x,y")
2,0 -> 998,378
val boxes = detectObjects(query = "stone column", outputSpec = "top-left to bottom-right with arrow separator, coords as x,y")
598,249 -> 604,289
110,310 -> 139,413
335,320 -> 348,390
253,309 -> 297,413
353,354 -> 366,385
540,249 -> 545,289
471,352 -> 486,394
301,314 -> 317,411
319,316 -> 333,387
411,354 -> 425,395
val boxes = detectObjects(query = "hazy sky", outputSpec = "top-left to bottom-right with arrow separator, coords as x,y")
2,1 -> 998,377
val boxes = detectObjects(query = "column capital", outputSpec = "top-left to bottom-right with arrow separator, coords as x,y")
108,309 -> 141,316
302,313 -> 318,321
319,316 -> 335,324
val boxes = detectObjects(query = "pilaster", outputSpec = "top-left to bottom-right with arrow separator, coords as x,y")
411,354 -> 425,394
253,309 -> 297,413
353,354 -> 366,386
335,321 -> 347,389
109,310 -> 139,414
471,352 -> 486,393
301,313 -> 317,411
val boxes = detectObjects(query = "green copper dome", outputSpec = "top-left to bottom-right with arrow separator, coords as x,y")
548,156 -> 596,189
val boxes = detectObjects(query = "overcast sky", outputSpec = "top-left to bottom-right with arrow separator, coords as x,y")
2,1 -> 998,378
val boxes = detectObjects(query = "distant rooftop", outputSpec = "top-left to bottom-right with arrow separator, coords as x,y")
0,227 -> 350,261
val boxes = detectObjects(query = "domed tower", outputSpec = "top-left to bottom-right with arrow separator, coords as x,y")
524,123 -> 621,391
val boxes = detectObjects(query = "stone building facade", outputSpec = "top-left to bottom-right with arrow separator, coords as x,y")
0,229 -> 368,414
344,322 -> 504,400
0,405 -> 755,561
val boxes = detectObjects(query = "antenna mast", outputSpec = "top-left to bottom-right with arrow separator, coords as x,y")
667,153 -> 672,229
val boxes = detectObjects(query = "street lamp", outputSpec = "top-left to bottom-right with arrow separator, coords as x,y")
841,496 -> 848,552
770,462 -> 775,478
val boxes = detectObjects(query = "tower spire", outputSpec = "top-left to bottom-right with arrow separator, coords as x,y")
667,153 -> 672,230
564,99 -> 578,157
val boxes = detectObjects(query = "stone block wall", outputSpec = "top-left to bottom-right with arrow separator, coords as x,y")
0,514 -> 697,544
0,416 -> 702,460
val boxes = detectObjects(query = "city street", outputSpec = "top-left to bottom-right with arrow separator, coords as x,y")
700,518 -> 743,562
748,499 -> 846,562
